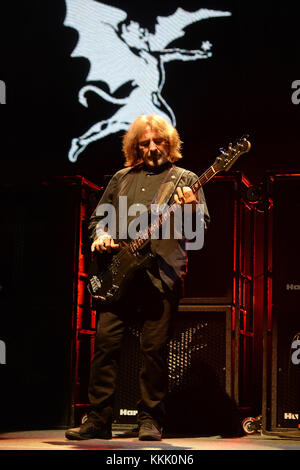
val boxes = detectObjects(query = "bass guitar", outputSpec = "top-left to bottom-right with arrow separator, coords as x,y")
87,136 -> 251,303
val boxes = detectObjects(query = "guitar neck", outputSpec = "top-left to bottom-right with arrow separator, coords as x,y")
190,162 -> 219,195
127,137 -> 250,252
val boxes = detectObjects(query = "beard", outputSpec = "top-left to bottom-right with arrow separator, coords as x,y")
142,149 -> 169,168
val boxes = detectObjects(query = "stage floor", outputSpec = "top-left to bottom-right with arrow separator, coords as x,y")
0,428 -> 300,451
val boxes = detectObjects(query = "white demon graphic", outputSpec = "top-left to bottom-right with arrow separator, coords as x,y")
64,0 -> 231,162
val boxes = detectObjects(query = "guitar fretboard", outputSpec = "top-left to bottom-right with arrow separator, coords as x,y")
190,163 -> 218,194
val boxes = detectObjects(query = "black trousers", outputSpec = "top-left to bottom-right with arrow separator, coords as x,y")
88,272 -> 180,428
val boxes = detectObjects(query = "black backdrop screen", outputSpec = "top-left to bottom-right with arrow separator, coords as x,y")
1,0 -> 300,185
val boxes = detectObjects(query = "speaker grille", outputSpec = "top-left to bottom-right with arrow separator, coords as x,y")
113,306 -> 232,424
275,311 -> 300,429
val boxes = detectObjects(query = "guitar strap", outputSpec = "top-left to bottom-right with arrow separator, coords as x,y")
152,165 -> 186,206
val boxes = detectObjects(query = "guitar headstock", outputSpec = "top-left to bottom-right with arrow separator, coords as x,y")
214,136 -> 251,172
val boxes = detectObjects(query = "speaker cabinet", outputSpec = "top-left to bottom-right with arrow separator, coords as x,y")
113,305 -> 236,434
181,173 -> 256,411
263,174 -> 300,433
0,177 -> 100,431
271,309 -> 300,430
183,173 -> 252,304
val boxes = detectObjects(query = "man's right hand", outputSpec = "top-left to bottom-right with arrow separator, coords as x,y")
91,237 -> 120,253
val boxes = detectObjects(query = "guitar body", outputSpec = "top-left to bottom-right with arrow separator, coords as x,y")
87,242 -> 154,304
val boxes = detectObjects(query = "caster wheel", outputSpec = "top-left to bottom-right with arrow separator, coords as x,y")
242,417 -> 257,434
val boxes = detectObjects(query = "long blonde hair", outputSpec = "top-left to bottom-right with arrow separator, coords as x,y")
122,114 -> 183,167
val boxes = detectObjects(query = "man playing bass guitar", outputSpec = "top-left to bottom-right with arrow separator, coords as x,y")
65,114 -> 210,441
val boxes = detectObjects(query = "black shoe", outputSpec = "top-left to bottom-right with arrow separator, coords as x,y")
138,421 -> 162,441
65,421 -> 112,440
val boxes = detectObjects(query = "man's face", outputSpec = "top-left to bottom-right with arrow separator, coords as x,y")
138,125 -> 169,168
